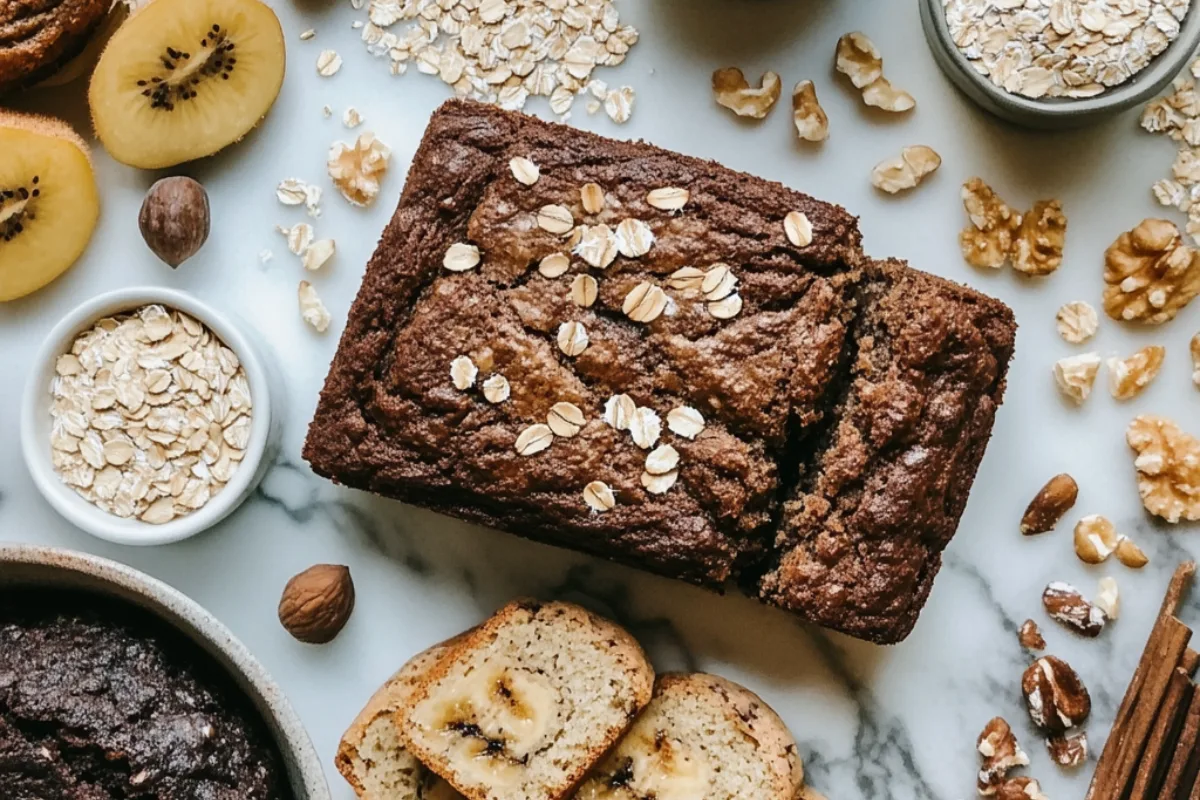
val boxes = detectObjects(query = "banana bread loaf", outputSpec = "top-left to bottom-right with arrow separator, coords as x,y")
303,100 -> 1015,644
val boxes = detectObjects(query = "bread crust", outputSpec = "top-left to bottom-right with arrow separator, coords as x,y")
0,0 -> 109,94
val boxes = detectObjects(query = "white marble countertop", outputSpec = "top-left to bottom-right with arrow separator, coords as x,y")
3,1 -> 1200,798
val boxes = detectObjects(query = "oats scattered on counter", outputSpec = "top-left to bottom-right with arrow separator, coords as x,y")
343,107 -> 364,128
835,32 -> 915,112
328,132 -> 392,207
354,0 -> 639,119
1107,345 -> 1165,400
322,104 -> 333,119
712,67 -> 782,119
944,0 -> 1188,100
515,423 -> 554,456
316,49 -> 343,77
1142,67 -> 1200,241
1056,301 -> 1099,344
49,305 -> 252,524
871,146 -> 941,194
583,480 -> 616,512
791,80 -> 829,142
279,222 -> 314,255
302,238 -> 336,271
276,178 -> 322,218
300,28 -> 316,41
299,281 -> 332,332
1053,352 -> 1101,404
444,242 -> 482,272
604,85 -> 635,123
1126,414 -> 1200,523
258,249 -> 274,264
509,156 -> 540,186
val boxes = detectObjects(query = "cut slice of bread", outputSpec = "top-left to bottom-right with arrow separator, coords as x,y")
336,638 -> 467,799
572,673 -> 805,800
402,599 -> 655,800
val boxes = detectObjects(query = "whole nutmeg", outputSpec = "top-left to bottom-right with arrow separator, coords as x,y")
278,564 -> 355,644
1022,655 -> 1091,734
138,176 -> 210,267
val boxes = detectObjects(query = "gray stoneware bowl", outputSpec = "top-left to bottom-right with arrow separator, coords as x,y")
0,544 -> 331,800
920,0 -> 1200,128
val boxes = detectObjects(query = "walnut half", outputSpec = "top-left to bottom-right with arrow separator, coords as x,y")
712,67 -> 781,119
1012,200 -> 1067,276
1126,415 -> 1200,523
960,178 -> 1023,269
1103,218 -> 1200,325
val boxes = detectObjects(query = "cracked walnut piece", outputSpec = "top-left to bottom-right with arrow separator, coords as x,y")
1126,415 -> 1200,523
1013,200 -> 1067,276
871,146 -> 941,194
1108,345 -> 1165,400
1103,218 -> 1200,324
712,67 -> 781,119
792,80 -> 829,142
835,32 -> 915,112
977,717 -> 1030,795
960,178 -> 1023,269
328,132 -> 391,207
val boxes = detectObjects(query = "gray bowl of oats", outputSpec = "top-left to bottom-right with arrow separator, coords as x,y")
921,0 -> 1200,128
21,287 -> 282,545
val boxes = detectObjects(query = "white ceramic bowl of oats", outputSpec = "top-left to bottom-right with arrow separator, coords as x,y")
21,287 -> 282,546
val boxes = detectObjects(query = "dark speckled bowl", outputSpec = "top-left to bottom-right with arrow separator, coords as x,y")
0,544 -> 331,800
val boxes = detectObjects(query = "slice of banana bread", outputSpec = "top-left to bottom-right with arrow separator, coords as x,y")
336,638 -> 466,800
573,673 -> 804,800
402,600 -> 655,800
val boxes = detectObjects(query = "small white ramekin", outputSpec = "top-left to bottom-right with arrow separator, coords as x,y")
21,287 -> 283,546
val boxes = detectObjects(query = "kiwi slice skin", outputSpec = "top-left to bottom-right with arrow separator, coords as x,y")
0,111 -> 100,303
88,0 -> 285,170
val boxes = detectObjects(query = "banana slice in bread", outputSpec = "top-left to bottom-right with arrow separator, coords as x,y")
403,600 -> 655,800
336,638 -> 466,800
573,673 -> 805,800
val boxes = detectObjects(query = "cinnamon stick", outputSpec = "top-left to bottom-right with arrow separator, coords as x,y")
1087,562 -> 1196,800
1128,668 -> 1193,800
1184,649 -> 1200,676
1158,687 -> 1200,799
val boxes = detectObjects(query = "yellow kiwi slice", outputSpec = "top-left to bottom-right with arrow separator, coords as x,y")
0,111 -> 99,302
88,0 -> 285,169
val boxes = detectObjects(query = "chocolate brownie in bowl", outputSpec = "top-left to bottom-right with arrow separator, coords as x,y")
304,100 -> 1016,644
0,591 -> 293,799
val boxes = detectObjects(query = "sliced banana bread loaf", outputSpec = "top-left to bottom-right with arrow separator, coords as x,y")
336,638 -> 466,800
402,600 -> 655,800
573,673 -> 804,800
